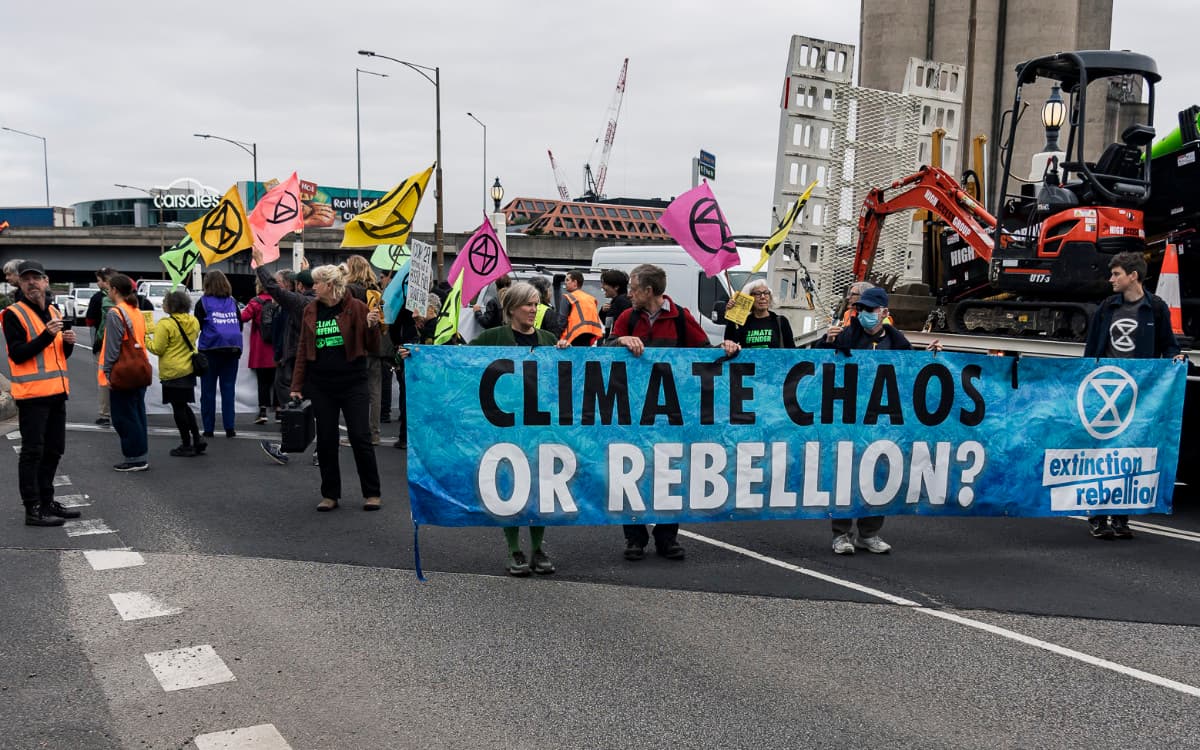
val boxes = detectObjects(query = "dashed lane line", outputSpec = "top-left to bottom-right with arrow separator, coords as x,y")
109,591 -> 182,621
193,723 -> 293,750
144,645 -> 236,692
82,549 -> 145,570
52,474 -> 71,486
679,528 -> 1200,700
64,519 -> 116,537
56,493 -> 91,508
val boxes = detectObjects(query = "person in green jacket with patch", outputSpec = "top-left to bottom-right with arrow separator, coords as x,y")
470,281 -> 568,575
146,290 -> 204,457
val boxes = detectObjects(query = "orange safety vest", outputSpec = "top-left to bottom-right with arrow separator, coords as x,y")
97,302 -> 148,387
6,301 -> 70,400
560,290 -> 604,343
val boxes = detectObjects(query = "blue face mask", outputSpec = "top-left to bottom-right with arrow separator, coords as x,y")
857,311 -> 880,329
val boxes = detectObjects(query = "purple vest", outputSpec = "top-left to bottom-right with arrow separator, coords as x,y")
198,295 -> 242,350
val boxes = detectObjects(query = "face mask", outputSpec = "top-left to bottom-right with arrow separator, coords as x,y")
857,311 -> 880,329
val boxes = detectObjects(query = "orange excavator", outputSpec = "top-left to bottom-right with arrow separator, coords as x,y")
852,50 -> 1164,340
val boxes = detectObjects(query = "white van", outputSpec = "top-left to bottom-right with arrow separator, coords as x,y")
590,244 -> 766,345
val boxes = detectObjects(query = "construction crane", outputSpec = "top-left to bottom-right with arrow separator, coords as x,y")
547,58 -> 629,203
547,149 -> 571,201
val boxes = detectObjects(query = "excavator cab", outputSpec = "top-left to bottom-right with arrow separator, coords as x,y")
992,51 -> 1160,300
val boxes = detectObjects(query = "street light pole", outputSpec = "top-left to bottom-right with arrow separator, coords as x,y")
359,49 -> 445,280
193,133 -> 258,206
2,126 -> 50,206
356,68 -> 388,211
467,112 -> 487,216
115,183 -> 166,277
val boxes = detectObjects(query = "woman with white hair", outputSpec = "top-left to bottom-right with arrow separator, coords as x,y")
470,280 -> 568,576
720,278 -> 795,355
290,264 -> 383,512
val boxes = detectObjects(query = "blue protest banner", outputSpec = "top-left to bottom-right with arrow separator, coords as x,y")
406,347 -> 1185,527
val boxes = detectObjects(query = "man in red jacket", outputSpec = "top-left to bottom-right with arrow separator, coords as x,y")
610,263 -> 709,561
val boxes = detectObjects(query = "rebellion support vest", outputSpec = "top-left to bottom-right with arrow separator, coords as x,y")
6,301 -> 70,400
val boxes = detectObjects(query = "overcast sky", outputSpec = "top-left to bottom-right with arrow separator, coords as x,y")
1,1 -> 1193,236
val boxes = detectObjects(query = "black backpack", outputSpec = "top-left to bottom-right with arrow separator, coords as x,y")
258,299 -> 280,344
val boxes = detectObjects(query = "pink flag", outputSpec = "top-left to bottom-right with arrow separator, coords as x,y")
657,181 -> 739,276
248,172 -> 304,265
447,214 -> 512,305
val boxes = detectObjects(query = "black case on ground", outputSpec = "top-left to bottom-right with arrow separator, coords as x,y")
280,399 -> 315,454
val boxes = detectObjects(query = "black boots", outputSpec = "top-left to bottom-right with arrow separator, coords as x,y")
25,503 -> 66,527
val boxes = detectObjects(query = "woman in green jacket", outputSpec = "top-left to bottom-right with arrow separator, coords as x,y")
146,290 -> 204,457
470,281 -> 567,575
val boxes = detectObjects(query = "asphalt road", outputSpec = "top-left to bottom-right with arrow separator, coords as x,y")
1,330 -> 1199,749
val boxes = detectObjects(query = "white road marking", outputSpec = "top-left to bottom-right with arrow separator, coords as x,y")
109,592 -> 182,621
53,474 -> 71,486
679,528 -> 1200,699
1067,515 -> 1200,543
64,519 -> 115,537
144,645 -> 236,692
12,445 -> 21,454
6,430 -> 21,440
56,493 -> 91,508
194,724 -> 292,750
83,549 -> 144,570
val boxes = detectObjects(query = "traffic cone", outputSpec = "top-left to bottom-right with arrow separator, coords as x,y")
1155,243 -> 1185,336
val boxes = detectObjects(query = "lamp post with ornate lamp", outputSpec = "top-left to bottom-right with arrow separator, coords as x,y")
489,177 -> 506,251
467,112 -> 487,215
193,133 -> 258,206
359,49 -> 445,280
1042,85 -> 1067,153
490,177 -> 504,213
1,126 -> 49,206
356,67 -> 388,211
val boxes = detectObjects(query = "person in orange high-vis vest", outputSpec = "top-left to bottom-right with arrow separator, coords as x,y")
556,270 -> 604,346
2,261 -> 78,527
101,274 -> 151,472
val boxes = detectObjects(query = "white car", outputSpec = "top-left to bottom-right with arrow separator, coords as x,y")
70,287 -> 101,324
138,280 -> 180,322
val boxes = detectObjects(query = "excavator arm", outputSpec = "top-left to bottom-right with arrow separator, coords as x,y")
853,166 -> 997,282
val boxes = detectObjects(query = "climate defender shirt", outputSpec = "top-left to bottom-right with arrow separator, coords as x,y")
310,301 -> 365,384
724,312 -> 795,349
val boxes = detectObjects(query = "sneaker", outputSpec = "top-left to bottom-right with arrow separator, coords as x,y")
260,440 -> 289,465
316,498 -> 338,512
169,445 -> 196,457
25,505 -> 65,527
225,429 -> 237,438
94,417 -> 111,426
363,496 -> 382,511
854,535 -> 892,554
1089,518 -> 1115,540
202,431 -> 214,438
113,461 -> 149,472
656,541 -> 686,560
623,541 -> 645,561
507,550 -> 532,577
274,411 -> 283,423
531,548 -> 555,575
193,440 -> 208,455
254,416 -> 267,425
1110,518 -> 1134,539
832,534 -> 856,555
46,500 -> 81,519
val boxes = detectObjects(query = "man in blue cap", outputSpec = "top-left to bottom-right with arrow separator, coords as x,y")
820,284 -> 910,554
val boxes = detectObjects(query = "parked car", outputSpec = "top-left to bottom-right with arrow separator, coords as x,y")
69,286 -> 101,324
53,294 -> 72,318
137,280 -> 178,322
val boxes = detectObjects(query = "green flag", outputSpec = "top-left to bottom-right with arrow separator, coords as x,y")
160,235 -> 201,288
434,272 -> 465,345
369,243 -> 410,271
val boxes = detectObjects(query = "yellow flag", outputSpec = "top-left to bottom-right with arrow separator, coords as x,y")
341,165 -> 434,248
752,180 -> 818,272
185,185 -> 254,266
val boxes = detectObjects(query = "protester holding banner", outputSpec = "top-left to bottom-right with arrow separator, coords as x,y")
722,279 -> 796,352
610,263 -> 709,561
289,264 -> 382,511
239,280 -> 278,425
599,269 -> 631,336
146,290 -> 204,457
1082,251 -> 1185,540
469,281 -> 566,575
818,286 -> 910,554
194,271 -> 243,438
102,274 -> 151,472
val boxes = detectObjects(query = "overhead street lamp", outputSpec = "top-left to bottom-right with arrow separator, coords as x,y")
193,133 -> 259,206
359,49 -> 445,280
356,67 -> 388,210
1,126 -> 50,206
114,183 -> 166,259
467,112 -> 487,215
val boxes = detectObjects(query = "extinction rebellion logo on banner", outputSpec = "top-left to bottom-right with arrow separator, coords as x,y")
1042,365 -> 1159,512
